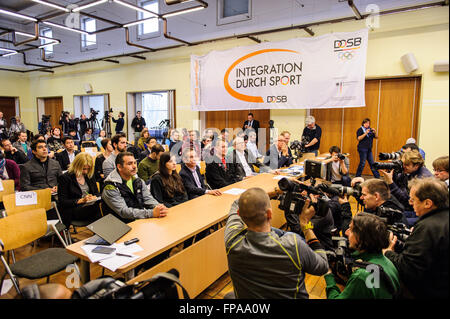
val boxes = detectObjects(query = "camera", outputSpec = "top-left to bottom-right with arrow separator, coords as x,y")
337,153 -> 346,160
379,151 -> 403,161
373,160 -> 403,172
375,206 -> 404,225
326,236 -> 354,283
278,178 -> 330,218
319,182 -> 362,200
387,223 -> 411,253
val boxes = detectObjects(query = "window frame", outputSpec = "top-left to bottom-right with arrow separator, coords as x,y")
40,27 -> 54,58
80,17 -> 98,52
137,0 -> 161,41
217,0 -> 252,26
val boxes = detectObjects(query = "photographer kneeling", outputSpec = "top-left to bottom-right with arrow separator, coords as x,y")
325,213 -> 400,299
383,177 -> 449,299
323,146 -> 351,187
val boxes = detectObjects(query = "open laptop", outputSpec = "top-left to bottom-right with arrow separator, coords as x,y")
84,214 -> 132,245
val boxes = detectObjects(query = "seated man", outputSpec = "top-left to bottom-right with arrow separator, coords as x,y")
225,187 -> 328,299
246,131 -> 263,160
12,131 -> 32,160
323,146 -> 350,186
264,135 -> 293,170
102,152 -> 168,223
56,136 -> 80,171
325,213 -> 400,299
0,152 -> 20,190
205,139 -> 234,190
68,129 -> 80,149
384,177 -> 449,299
432,155 -> 449,186
102,133 -> 128,179
137,144 -> 164,183
19,140 -> 62,192
179,149 -> 222,200
0,138 -> 28,164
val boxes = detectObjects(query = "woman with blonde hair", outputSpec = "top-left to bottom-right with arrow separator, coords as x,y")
57,152 -> 102,227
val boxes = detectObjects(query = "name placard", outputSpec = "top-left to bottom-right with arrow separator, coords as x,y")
15,191 -> 38,206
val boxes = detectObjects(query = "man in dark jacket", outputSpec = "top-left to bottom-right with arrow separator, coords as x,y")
205,140 -> 234,190
131,111 -> 146,144
179,149 -> 222,200
56,136 -> 80,170
112,112 -> 125,134
264,135 -> 293,170
384,177 -> 449,299
1,138 -> 28,164
20,140 -> 62,192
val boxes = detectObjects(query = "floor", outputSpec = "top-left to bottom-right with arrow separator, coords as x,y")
0,184 -> 362,299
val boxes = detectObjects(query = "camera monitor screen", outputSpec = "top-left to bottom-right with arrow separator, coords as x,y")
304,159 -> 326,179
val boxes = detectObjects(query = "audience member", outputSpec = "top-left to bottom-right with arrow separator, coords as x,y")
225,188 -> 328,298
12,131 -> 31,159
56,136 -> 80,170
432,155 -> 449,186
1,138 -> 28,164
264,135 -> 293,169
384,177 -> 449,299
205,139 -> 234,189
138,144 -> 164,183
47,127 -> 64,153
405,137 -> 425,160
150,152 -> 188,207
246,131 -> 263,160
137,128 -> 150,151
94,138 -> 113,188
102,133 -> 127,179
102,152 -> 168,223
82,128 -> 95,142
0,152 -> 20,190
96,130 -> 106,150
57,153 -> 102,227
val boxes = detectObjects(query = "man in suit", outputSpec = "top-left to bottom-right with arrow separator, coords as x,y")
205,139 -> 234,190
56,136 -> 80,170
242,113 -> 260,140
179,149 -> 222,200
264,135 -> 293,170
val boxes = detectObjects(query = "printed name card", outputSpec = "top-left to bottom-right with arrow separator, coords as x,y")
15,191 -> 38,206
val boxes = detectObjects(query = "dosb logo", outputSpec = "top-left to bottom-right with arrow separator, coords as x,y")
334,37 -> 362,50
267,96 -> 287,103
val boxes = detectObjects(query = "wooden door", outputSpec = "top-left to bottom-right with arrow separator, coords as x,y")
0,97 -> 16,128
43,97 -> 63,129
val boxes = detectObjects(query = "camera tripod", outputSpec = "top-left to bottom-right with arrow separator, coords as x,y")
102,113 -> 112,138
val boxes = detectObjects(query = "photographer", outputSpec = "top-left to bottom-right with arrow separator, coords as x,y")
225,187 -> 328,299
379,150 -> 432,225
301,116 -> 322,156
323,146 -> 350,186
325,212 -> 400,299
0,112 -> 7,139
9,116 -> 26,137
356,118 -> 379,178
59,111 -> 70,135
383,177 -> 449,299
360,179 -> 405,216
432,156 -> 449,186
112,112 -> 125,134
79,114 -> 88,139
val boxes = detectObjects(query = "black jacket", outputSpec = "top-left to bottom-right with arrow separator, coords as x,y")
56,149 -> 80,171
20,156 -> 62,191
4,150 -> 28,165
385,207 -> 449,299
179,163 -> 207,200
112,117 -> 124,133
264,144 -> 293,169
242,119 -> 260,134
205,155 -> 234,190
150,172 -> 189,208
131,117 -> 146,133
226,149 -> 259,183
57,172 -> 100,226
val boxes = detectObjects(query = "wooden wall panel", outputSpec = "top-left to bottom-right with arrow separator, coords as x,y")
43,97 -> 64,129
311,108 -> 343,155
0,97 -> 16,128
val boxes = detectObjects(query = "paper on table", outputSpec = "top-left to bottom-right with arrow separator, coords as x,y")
81,242 -> 143,264
223,188 -> 247,195
99,254 -> 140,272
81,244 -> 116,263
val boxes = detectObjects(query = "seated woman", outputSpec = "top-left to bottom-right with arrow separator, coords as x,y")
0,152 -> 20,190
150,152 -> 188,208
57,152 -> 102,227
94,138 -> 113,190
137,128 -> 150,151
47,127 -> 64,153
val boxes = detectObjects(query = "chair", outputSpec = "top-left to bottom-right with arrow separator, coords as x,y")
0,180 -> 15,203
199,161 -> 206,175
2,189 -> 68,243
0,208 -> 79,296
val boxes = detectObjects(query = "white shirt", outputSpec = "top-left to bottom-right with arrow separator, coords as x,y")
68,151 -> 75,164
247,141 -> 262,159
236,151 -> 253,177
331,161 -> 342,182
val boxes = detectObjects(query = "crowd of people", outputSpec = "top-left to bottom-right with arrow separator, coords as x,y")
0,110 -> 448,300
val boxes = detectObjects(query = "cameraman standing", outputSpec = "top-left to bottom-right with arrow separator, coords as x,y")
356,118 -> 379,178
112,112 -> 125,134
325,213 -> 400,299
301,116 -> 322,156
384,177 -> 449,299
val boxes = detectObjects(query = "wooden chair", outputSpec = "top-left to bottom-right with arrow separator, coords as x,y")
199,161 -> 206,175
0,180 -> 15,203
2,189 -> 68,243
0,208 -> 79,296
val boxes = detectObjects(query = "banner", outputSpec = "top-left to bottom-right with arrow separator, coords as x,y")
191,29 -> 368,111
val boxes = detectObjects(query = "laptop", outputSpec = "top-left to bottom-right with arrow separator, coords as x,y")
84,214 -> 132,245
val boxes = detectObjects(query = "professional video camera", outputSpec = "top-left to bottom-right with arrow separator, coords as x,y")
90,108 -> 99,119
387,223 -> 411,253
290,136 -> 309,154
71,268 -> 188,299
326,236 -> 354,283
39,114 -> 52,134
278,177 -> 330,218
379,151 -> 403,161
375,206 -> 404,225
318,182 -> 362,200
372,159 -> 403,173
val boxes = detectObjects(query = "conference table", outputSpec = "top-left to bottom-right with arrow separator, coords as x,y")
66,155 -> 329,297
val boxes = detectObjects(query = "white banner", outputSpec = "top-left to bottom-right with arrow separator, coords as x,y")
191,29 -> 369,111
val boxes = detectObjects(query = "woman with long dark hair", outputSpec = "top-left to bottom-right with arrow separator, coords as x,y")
150,152 -> 188,207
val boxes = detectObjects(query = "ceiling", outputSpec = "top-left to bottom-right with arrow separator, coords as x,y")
0,0 -> 447,73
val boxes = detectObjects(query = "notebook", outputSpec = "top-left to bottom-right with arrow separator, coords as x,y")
85,214 -> 131,245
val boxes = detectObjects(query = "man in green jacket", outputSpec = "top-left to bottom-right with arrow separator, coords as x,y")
325,212 -> 400,299
137,144 -> 164,183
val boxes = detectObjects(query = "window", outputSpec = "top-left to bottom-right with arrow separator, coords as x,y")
138,0 -> 160,39
81,18 -> 97,50
217,0 -> 251,25
40,28 -> 54,56
141,92 -> 169,128
74,94 -> 109,135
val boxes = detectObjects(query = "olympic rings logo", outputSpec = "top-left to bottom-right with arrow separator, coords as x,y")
338,51 -> 354,60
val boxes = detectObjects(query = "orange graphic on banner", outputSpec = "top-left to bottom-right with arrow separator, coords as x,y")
223,48 -> 299,103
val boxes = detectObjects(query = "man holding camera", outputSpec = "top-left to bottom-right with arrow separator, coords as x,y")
323,146 -> 350,186
383,177 -> 449,299
225,187 -> 328,298
112,112 -> 125,134
325,212 -> 401,299
356,118 -> 380,178
301,116 -> 322,156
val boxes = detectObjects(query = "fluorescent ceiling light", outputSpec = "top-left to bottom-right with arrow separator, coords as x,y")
38,41 -> 59,49
43,21 -> 89,35
114,0 -> 158,17
0,48 -> 19,57
72,0 -> 108,12
123,17 -> 158,28
0,9 -> 37,22
162,5 -> 204,18
31,0 -> 70,12
15,31 -> 57,42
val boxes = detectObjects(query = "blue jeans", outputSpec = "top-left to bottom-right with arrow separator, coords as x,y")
356,148 -> 380,178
